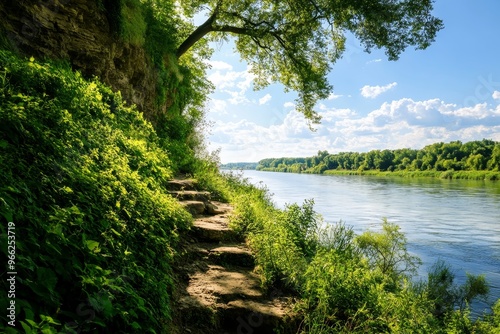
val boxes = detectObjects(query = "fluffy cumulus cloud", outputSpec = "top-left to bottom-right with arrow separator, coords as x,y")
208,97 -> 500,163
493,91 -> 500,100
361,82 -> 398,98
207,65 -> 255,105
207,109 -> 320,162
259,94 -> 272,105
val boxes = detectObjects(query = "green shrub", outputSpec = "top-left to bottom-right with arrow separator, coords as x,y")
0,51 -> 191,333
356,219 -> 421,284
298,221 -> 436,333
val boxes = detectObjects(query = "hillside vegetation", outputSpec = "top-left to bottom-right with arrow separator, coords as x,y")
0,50 -> 200,332
257,140 -> 500,180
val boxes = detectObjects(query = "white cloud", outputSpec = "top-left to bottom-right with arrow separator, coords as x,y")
493,91 -> 500,100
209,99 -> 228,115
226,90 -> 250,105
259,94 -> 272,105
327,93 -> 343,100
205,60 -> 233,71
319,107 -> 357,121
367,59 -> 382,64
360,82 -> 398,98
208,65 -> 256,105
284,102 -> 295,108
445,103 -> 499,119
208,113 -> 319,162
208,68 -> 254,90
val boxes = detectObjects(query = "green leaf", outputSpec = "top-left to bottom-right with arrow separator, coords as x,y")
23,306 -> 35,321
20,321 -> 35,333
89,293 -> 113,317
39,314 -> 60,325
40,327 -> 57,334
86,240 -> 100,253
110,228 -> 122,237
48,224 -> 65,239
1,210 -> 13,222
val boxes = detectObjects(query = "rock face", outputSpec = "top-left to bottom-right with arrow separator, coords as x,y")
0,0 -> 161,118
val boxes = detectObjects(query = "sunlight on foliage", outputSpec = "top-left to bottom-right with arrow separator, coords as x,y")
0,51 -> 192,333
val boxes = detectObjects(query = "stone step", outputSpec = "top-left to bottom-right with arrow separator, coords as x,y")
167,179 -> 197,191
219,299 -> 289,334
187,265 -> 263,301
181,201 -> 206,215
207,201 -> 233,215
192,216 -> 240,242
180,200 -> 227,217
208,245 -> 254,268
179,264 -> 291,334
183,243 -> 254,268
169,190 -> 211,202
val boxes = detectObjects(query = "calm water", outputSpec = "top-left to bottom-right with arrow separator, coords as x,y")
241,170 -> 500,314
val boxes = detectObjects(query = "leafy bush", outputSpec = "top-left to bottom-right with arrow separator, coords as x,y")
0,51 -> 192,333
475,299 -> 500,333
300,249 -> 384,333
356,219 -> 421,285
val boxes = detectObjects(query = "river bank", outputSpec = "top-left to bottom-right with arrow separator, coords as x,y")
327,169 -> 500,180
256,167 -> 500,180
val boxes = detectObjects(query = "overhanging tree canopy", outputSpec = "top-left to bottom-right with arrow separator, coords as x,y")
176,0 -> 443,123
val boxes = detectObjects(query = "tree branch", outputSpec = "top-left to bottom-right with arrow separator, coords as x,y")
176,6 -> 219,58
213,25 -> 255,36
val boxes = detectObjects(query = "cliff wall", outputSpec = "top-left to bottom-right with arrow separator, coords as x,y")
0,0 -> 159,115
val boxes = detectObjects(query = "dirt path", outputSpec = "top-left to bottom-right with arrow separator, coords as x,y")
169,179 -> 296,334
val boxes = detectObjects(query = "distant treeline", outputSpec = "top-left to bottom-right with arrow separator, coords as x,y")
220,162 -> 259,170
257,139 -> 500,179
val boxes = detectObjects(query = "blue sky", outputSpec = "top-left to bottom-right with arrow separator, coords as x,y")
202,0 -> 500,163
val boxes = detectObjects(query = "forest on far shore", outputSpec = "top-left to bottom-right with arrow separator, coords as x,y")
256,139 -> 500,178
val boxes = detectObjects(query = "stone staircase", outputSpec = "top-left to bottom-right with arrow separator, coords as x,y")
168,179 -> 295,334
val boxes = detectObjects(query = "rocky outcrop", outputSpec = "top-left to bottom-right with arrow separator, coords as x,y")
0,0 -> 161,117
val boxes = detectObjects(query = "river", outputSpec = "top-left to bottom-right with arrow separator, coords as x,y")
240,170 -> 500,314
